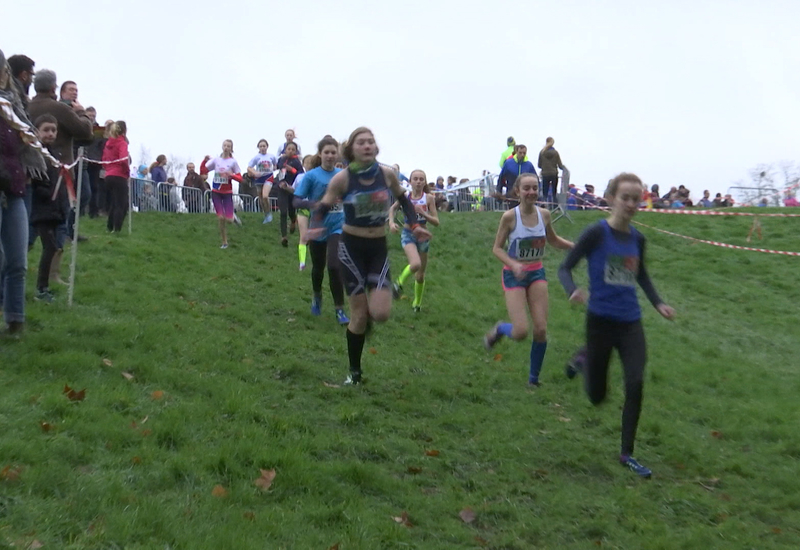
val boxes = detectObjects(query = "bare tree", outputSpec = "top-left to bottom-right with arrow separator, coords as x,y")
165,154 -> 190,185
138,144 -> 151,170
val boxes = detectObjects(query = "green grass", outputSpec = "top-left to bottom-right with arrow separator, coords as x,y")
1,208 -> 799,549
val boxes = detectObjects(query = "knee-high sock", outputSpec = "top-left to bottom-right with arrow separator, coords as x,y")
529,340 -> 548,384
398,264 -> 412,285
346,328 -> 366,374
413,280 -> 425,307
299,244 -> 308,265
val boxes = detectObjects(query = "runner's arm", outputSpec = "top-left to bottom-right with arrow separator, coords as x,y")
635,234 -> 663,308
557,223 -> 602,297
541,208 -> 572,250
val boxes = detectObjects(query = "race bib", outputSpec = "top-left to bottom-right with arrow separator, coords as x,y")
353,190 -> 389,219
330,202 -> 343,213
415,201 -> 428,222
517,237 -> 546,260
257,162 -> 272,173
213,173 -> 228,185
604,255 -> 638,286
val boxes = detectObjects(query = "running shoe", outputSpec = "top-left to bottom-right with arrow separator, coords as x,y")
311,296 -> 321,316
336,309 -> 349,325
281,238 -> 288,248
263,213 -> 273,224
412,305 -> 421,313
344,372 -> 362,386
483,322 -> 503,351
528,380 -> 541,388
620,456 -> 652,478
220,243 -> 229,249
299,263 -> 306,271
34,289 -> 55,304
392,282 -> 403,300
233,215 -> 243,227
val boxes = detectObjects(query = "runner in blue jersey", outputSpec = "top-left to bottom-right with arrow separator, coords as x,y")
483,173 -> 573,386
308,127 -> 432,385
293,136 -> 349,325
389,169 -> 439,312
558,172 -> 676,478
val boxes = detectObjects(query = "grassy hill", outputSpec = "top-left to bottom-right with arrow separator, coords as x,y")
1,208 -> 799,549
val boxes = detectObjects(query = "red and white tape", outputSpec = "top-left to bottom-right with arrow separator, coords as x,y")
637,208 -> 800,218
632,220 -> 800,257
65,155 -> 129,170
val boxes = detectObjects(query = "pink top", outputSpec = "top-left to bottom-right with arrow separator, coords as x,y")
102,136 -> 130,178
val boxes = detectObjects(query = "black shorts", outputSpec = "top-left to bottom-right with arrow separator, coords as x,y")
337,233 -> 391,296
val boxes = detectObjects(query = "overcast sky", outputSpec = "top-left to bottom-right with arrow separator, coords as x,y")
6,0 -> 799,198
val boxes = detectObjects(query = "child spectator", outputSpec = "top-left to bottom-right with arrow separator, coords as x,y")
29,114 -> 69,303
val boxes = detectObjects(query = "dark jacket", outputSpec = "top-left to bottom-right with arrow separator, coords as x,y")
27,93 -> 93,166
30,148 -> 68,225
537,147 -> 564,177
0,116 -> 27,197
276,155 -> 304,187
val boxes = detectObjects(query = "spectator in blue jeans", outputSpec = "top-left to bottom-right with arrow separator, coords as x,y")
0,50 -> 51,336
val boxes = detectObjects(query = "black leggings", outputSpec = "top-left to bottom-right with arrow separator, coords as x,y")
276,187 -> 296,238
308,233 -> 345,307
106,176 -> 129,232
585,312 -> 647,456
34,223 -> 59,291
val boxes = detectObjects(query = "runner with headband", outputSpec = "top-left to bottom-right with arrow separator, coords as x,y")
308,127 -> 431,385
483,173 -> 573,386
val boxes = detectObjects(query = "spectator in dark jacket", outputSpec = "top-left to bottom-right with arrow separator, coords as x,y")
6,55 -> 35,113
30,114 -> 69,303
537,137 -> 565,202
183,162 -> 208,213
27,70 -> 92,168
149,154 -> 168,211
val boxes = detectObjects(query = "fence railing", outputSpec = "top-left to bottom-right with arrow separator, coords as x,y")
129,179 -> 277,214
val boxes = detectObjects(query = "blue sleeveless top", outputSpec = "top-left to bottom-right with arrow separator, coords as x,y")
586,220 -> 642,322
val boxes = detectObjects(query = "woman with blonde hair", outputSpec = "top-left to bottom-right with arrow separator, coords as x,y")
102,120 -> 131,232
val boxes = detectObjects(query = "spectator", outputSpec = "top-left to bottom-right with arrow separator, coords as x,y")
537,137 -> 565,203
566,185 -> 579,210
277,128 -> 302,157
723,194 -> 735,207
149,154 -> 168,211
697,190 -> 713,208
677,185 -> 693,207
582,184 -> 599,208
499,136 -> 515,168
758,198 -> 768,207
27,70 -> 92,171
183,162 -> 208,213
102,121 -> 131,232
0,49 -> 51,336
784,193 -> 799,207
29,114 -> 68,303
712,193 -> 724,207
6,54 -> 35,112
83,107 -> 107,217
28,69 -> 92,243
59,80 -> 78,105
497,144 -> 536,197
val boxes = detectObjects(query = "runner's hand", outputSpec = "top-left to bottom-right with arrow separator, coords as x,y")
306,227 -> 325,240
657,303 -> 676,320
412,225 -> 432,242
389,222 -> 399,234
569,289 -> 588,305
511,261 -> 526,280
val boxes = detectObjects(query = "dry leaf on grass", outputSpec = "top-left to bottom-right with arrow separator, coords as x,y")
771,527 -> 782,534
29,541 -> 44,549
151,390 -> 164,400
391,511 -> 413,527
63,385 -> 86,401
211,485 -> 228,498
407,466 -> 423,475
40,422 -> 52,433
102,358 -> 113,366
493,354 -> 502,362
243,512 -> 256,521
121,372 -> 134,381
323,382 -> 341,389
711,430 -> 723,439
328,544 -> 340,550
369,347 -> 377,355
0,465 -> 22,481
132,456 -> 142,465
558,416 -> 571,422
253,469 -> 276,491
425,450 -> 440,457
459,507 -> 476,524
475,536 -> 489,546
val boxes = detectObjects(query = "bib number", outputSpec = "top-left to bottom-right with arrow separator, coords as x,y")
213,174 -> 228,185
517,237 -> 545,260
604,255 -> 637,286
330,202 -> 343,213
